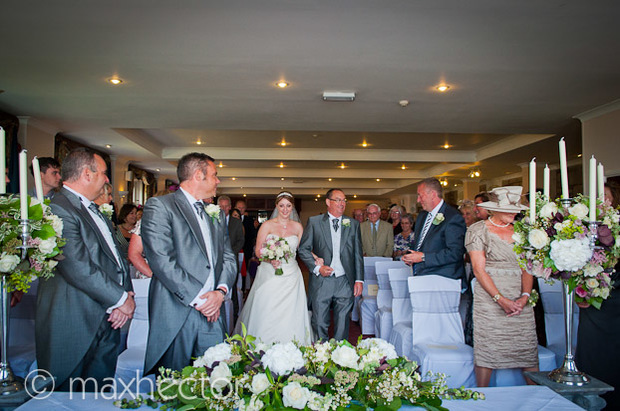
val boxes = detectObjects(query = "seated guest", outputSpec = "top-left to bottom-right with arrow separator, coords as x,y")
389,205 -> 404,235
459,199 -> 478,227
465,186 -> 538,387
393,213 -> 415,260
361,204 -> 394,257
29,157 -> 61,200
93,182 -> 113,209
115,204 -> 138,261
474,191 -> 490,221
352,208 -> 365,223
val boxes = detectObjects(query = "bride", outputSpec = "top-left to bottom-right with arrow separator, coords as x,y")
235,191 -> 313,345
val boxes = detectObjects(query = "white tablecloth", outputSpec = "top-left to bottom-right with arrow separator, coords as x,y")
15,385 -> 581,410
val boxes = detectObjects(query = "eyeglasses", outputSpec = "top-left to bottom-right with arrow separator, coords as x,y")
328,198 -> 347,204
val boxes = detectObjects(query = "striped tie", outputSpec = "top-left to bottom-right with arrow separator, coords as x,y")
415,214 -> 433,251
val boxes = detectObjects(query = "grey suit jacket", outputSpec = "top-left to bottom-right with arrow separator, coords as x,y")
141,190 -> 237,375
360,220 -> 394,257
227,216 -> 244,255
36,188 -> 132,386
298,213 -> 364,293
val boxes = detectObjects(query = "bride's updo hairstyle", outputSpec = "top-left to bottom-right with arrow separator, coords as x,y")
275,191 -> 294,205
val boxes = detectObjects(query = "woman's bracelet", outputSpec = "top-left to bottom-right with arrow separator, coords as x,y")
492,293 -> 502,303
521,292 -> 530,298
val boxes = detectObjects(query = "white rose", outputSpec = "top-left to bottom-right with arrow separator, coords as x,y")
554,222 -> 564,232
583,265 -> 603,277
238,396 -> 264,411
48,214 -> 64,236
586,278 -> 599,289
539,202 -> 558,219
600,287 -> 610,299
512,232 -> 523,244
569,203 -> 589,220
612,213 -> 620,224
0,253 -> 21,273
282,381 -> 310,409
331,345 -> 359,369
38,237 -> 57,255
262,342 -> 305,375
528,229 -> 549,250
275,247 -> 284,258
251,373 -> 271,395
209,362 -> 232,391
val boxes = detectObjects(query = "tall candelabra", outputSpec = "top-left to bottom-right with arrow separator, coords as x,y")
0,219 -> 30,395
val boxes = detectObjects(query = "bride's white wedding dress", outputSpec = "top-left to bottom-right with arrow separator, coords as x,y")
235,234 -> 313,345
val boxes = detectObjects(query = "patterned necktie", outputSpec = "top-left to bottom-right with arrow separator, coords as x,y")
194,201 -> 206,220
372,222 -> 378,246
415,214 -> 433,251
333,218 -> 339,232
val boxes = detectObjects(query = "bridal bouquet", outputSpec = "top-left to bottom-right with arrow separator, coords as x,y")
0,195 -> 65,292
513,193 -> 620,309
116,326 -> 484,410
259,236 -> 293,275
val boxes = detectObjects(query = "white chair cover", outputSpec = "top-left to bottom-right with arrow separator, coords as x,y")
358,259 -> 384,335
407,275 -> 476,388
538,278 -> 579,367
387,268 -> 413,358
373,261 -> 406,339
8,279 -> 38,378
115,278 -> 152,393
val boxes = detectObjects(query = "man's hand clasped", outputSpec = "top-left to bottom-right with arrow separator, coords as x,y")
194,289 -> 226,322
108,291 -> 136,329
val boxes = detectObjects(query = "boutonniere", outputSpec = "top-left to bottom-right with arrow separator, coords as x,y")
432,213 -> 445,225
99,203 -> 113,219
342,218 -> 351,228
205,204 -> 221,223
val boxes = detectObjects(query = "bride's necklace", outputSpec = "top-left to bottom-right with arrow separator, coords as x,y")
278,218 -> 288,229
488,217 -> 510,228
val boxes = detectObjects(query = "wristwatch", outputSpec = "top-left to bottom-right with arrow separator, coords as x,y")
420,253 -> 425,262
215,288 -> 227,297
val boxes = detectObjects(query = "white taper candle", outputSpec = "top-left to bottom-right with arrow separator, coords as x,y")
589,156 -> 596,222
559,138 -> 569,200
19,150 -> 28,219
32,156 -> 44,202
530,157 -> 536,223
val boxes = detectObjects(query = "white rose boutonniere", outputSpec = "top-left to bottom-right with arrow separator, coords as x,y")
99,203 -> 113,219
205,204 -> 221,223
342,218 -> 351,228
433,213 -> 445,225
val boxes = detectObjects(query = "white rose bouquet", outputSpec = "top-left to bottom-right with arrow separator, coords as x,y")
259,236 -> 294,275
514,193 -> 620,309
117,324 -> 484,410
0,195 -> 65,293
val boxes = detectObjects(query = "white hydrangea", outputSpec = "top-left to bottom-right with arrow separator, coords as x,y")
539,202 -> 558,219
357,338 -> 397,360
331,345 -> 359,369
568,203 -> 589,220
237,395 -> 264,411
313,342 -> 331,364
250,373 -> 271,395
282,381 -> 310,409
0,253 -> 21,273
262,342 -> 304,375
194,342 -> 232,368
528,229 -> 549,250
549,238 -> 593,272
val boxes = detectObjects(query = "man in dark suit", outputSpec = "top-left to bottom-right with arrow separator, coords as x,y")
402,177 -> 466,281
141,152 -> 237,375
217,195 -> 244,321
235,199 -> 256,289
36,148 -> 135,391
298,188 -> 364,341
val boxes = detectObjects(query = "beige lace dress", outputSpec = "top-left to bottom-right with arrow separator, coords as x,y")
465,220 -> 538,369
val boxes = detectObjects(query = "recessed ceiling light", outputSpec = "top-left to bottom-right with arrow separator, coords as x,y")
108,77 -> 123,85
436,84 -> 450,92
281,177 -> 285,181
105,144 -> 112,148
279,162 -> 285,168
232,177 -> 236,181
196,139 -> 202,145
280,139 -> 288,146
276,81 -> 289,88
401,164 -> 406,170
317,194 -> 321,198
353,194 -> 357,198
243,194 -> 247,197
328,178 -> 332,182
339,163 -> 346,169
218,162 -> 224,168
314,198 -> 318,202
442,143 -> 451,149
361,141 -> 369,148
577,153 -> 583,158
156,168 -> 161,172
376,178 -> 381,182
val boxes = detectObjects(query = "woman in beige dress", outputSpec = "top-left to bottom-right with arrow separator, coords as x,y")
465,186 -> 538,387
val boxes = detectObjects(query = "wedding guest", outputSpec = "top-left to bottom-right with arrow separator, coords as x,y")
93,183 -> 113,208
459,200 -> 478,227
380,208 -> 389,221
390,205 -> 404,235
217,195 -> 244,322
474,192 -> 490,221
465,186 -> 538,387
29,157 -> 61,200
352,208 -> 365,223
231,208 -> 242,220
393,213 -> 415,260
576,182 -> 620,409
136,206 -> 143,221
115,204 -> 138,261
236,199 -> 258,289
361,204 -> 394,257
36,147 -> 134,391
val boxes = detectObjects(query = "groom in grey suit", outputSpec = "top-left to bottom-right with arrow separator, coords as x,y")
36,148 -> 134,391
141,152 -> 237,375
299,188 -> 364,341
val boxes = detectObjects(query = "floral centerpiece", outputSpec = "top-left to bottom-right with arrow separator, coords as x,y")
259,236 -> 294,276
513,193 -> 620,309
0,194 -> 65,292
117,326 -> 483,410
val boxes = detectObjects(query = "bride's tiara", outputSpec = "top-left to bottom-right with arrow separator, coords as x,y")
277,191 -> 293,198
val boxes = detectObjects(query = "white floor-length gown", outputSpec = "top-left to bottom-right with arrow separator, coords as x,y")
235,234 -> 313,345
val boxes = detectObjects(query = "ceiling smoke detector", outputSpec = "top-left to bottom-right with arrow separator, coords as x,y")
322,91 -> 355,102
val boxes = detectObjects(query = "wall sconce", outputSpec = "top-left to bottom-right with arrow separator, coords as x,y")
440,179 -> 449,187
468,168 -> 481,178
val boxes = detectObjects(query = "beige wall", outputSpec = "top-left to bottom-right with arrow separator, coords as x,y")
580,103 -> 620,179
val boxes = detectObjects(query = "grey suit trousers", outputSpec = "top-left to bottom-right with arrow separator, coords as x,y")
309,275 -> 353,341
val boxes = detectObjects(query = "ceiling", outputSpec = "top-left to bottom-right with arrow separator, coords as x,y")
1,0 -> 619,199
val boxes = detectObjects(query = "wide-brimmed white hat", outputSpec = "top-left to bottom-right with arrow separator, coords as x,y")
476,186 -> 528,213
